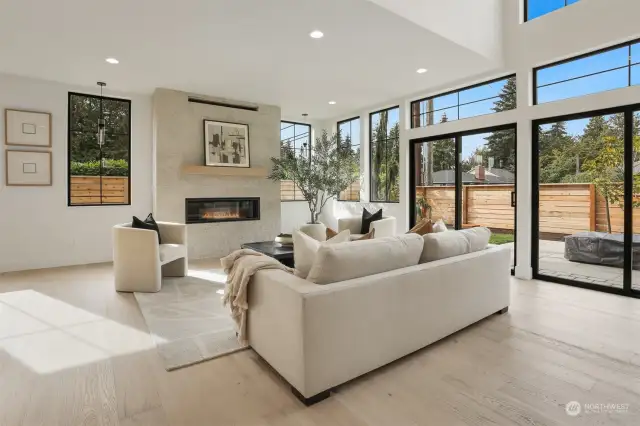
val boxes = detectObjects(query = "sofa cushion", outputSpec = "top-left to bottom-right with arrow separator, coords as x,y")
306,234 -> 423,284
293,230 -> 350,278
420,227 -> 491,263
360,208 -> 383,234
461,227 -> 491,252
159,243 -> 185,263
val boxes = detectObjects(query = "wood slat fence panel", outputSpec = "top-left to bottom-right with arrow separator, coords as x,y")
415,183 -> 640,236
70,176 -> 128,205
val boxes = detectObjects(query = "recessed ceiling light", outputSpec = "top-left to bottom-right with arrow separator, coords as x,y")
416,68 -> 428,74
309,30 -> 324,39
106,58 -> 119,64
328,101 -> 336,105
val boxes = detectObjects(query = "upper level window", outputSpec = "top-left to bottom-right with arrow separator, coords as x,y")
68,92 -> 131,206
280,121 -> 311,201
535,39 -> 640,104
526,0 -> 580,21
337,117 -> 361,201
370,106 -> 400,202
410,75 -> 516,129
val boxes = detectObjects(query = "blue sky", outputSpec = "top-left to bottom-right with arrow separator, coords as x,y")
528,0 -> 581,21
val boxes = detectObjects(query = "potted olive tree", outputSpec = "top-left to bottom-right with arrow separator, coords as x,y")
268,130 -> 359,240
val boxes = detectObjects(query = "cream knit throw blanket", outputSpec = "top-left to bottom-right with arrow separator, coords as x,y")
221,249 -> 293,344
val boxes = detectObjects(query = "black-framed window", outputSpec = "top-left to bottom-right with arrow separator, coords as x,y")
337,117 -> 361,201
280,121 -> 311,201
409,123 -> 517,273
531,104 -> 640,299
534,38 -> 640,105
68,92 -> 131,206
370,106 -> 400,202
525,0 -> 580,22
410,75 -> 516,129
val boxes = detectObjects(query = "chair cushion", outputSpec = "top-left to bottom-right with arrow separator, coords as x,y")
293,230 -> 351,278
360,208 -> 383,234
159,243 -> 186,263
306,234 -> 423,284
132,213 -> 162,244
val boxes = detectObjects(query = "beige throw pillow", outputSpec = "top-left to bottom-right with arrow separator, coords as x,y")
408,218 -> 433,235
293,229 -> 350,278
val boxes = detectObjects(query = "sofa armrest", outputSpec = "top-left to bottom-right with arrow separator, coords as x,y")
248,269 -> 320,395
338,217 -> 362,234
157,222 -> 187,245
371,216 -> 396,237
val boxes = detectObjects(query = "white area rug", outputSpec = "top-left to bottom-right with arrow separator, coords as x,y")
134,272 -> 247,371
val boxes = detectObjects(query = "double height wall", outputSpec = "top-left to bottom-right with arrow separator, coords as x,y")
322,0 -> 640,298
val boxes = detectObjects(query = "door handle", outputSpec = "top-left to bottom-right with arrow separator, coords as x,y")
511,191 -> 516,208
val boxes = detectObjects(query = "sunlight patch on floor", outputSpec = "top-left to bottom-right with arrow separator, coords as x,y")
188,268 -> 227,284
0,290 -> 164,374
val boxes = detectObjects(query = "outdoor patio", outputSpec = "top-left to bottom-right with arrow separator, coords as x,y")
538,239 -> 640,290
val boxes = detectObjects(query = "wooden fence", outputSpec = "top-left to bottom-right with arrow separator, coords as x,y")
417,183 -> 640,236
70,176 -> 129,205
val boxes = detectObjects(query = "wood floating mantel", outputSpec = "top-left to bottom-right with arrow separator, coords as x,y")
181,165 -> 268,178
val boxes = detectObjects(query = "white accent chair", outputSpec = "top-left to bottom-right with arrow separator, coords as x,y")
112,221 -> 188,292
337,215 -> 396,240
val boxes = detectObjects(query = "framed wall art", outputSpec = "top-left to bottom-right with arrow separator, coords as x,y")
5,109 -> 52,147
203,120 -> 250,168
5,150 -> 52,186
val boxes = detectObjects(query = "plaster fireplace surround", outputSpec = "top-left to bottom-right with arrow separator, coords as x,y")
153,88 -> 281,259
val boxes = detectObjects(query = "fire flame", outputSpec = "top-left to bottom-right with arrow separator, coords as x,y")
202,210 -> 241,219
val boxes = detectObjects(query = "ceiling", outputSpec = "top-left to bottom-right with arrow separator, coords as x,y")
0,0 -> 503,120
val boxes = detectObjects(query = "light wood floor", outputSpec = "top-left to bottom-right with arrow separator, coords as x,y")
1,260 -> 639,426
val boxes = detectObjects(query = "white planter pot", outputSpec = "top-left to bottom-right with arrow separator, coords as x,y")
299,223 -> 326,242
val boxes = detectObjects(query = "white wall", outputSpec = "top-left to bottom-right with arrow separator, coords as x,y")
0,73 -> 152,273
320,0 -> 640,279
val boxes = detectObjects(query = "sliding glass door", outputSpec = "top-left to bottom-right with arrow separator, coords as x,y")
410,124 -> 517,271
533,106 -> 640,297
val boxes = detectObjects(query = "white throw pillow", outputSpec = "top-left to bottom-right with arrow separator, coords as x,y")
306,234 -> 423,284
293,229 -> 350,278
432,219 -> 448,233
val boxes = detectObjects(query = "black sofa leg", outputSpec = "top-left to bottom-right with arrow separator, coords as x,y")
291,386 -> 331,406
496,307 -> 509,315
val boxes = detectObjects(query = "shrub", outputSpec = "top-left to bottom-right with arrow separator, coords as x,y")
70,159 -> 129,177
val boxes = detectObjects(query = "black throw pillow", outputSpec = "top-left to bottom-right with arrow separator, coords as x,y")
360,208 -> 383,234
132,213 -> 162,244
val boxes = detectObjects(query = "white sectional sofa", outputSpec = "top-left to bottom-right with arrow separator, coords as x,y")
247,230 -> 511,405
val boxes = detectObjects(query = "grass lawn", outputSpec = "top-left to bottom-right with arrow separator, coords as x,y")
489,233 -> 515,245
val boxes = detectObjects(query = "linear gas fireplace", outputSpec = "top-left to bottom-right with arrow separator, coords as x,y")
185,197 -> 260,224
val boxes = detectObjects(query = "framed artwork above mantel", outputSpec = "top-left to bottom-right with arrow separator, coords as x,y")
203,120 -> 250,168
